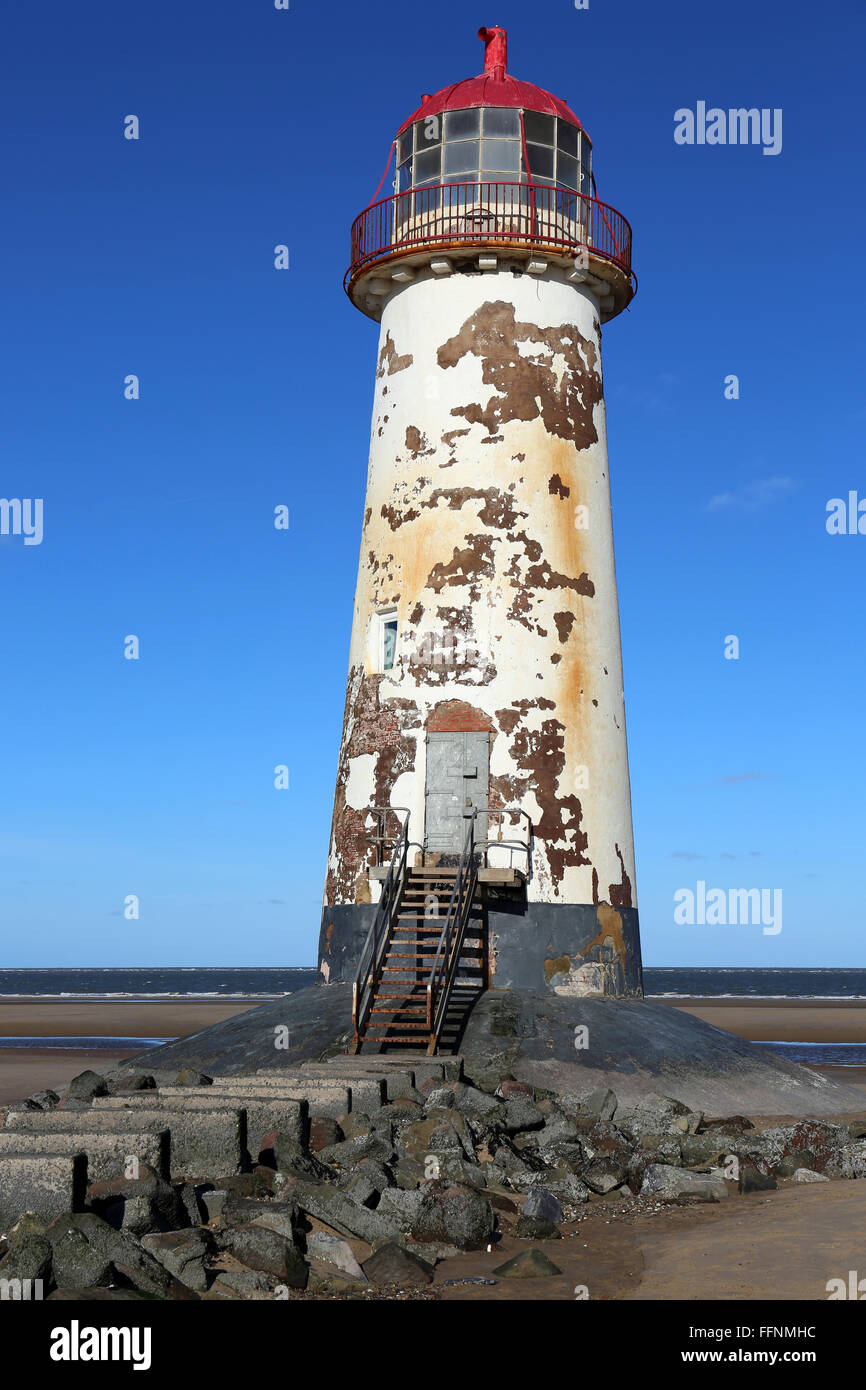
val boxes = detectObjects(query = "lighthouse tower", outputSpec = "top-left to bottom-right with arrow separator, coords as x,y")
320,26 -> 642,1048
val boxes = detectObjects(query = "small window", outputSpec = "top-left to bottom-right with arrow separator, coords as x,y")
378,612 -> 398,672
398,131 -> 413,164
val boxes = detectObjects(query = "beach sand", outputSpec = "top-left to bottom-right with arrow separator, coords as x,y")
665,996 -> 866,1042
665,997 -> 866,1092
2,995 -> 865,1106
2,994 -> 866,1303
0,998 -> 259,1106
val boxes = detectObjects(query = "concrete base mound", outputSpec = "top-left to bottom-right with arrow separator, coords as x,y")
127,983 -> 866,1118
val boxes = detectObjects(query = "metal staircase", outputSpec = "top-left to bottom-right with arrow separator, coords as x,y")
350,814 -> 485,1055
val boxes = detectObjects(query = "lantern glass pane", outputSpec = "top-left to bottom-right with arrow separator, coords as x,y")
557,122 -> 579,157
444,108 -> 481,140
482,108 -> 520,137
523,111 -> 554,145
444,139 -> 479,176
481,138 -> 520,173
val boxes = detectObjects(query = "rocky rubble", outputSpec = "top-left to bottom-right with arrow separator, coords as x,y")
0,1060 -> 864,1300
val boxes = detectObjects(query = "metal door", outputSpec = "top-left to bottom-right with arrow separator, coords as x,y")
424,731 -> 489,853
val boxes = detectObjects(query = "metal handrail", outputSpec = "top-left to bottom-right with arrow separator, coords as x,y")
344,180 -> 635,293
425,810 -> 480,1056
351,814 -> 414,1051
366,805 -> 410,867
480,806 -> 532,879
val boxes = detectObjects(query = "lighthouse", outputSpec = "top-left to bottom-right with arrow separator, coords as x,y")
319,26 -> 643,1052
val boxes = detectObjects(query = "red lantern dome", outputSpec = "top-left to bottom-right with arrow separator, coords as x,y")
396,26 -> 587,137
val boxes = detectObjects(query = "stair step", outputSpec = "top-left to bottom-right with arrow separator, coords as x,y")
371,1008 -> 426,1017
364,1023 -> 430,1034
362,1035 -> 432,1043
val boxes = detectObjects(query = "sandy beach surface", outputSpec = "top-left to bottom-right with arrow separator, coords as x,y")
665,996 -> 866,1042
2,993 -> 866,1303
0,998 -> 258,1106
2,994 -> 865,1106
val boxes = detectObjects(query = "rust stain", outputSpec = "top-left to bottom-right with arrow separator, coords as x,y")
544,954 -> 572,983
582,903 -> 628,963
554,611 -> 576,643
548,473 -> 571,499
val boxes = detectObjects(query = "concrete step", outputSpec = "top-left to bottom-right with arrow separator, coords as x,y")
200,1073 -> 353,1117
95,1092 -> 302,1159
0,1153 -> 87,1231
300,1057 -> 463,1082
38,1103 -> 246,1178
206,1074 -> 384,1111
0,1128 -> 170,1183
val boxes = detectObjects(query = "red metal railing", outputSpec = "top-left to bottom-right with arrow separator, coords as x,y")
345,181 -> 634,291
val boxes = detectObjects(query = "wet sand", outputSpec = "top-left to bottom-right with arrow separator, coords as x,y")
664,996 -> 866,1042
3,994 -> 865,1107
0,997 -> 261,1037
663,997 -> 866,1091
433,1182 -> 866,1301
2,995 -> 866,1301
0,1049 -> 135,1106
0,998 -> 260,1107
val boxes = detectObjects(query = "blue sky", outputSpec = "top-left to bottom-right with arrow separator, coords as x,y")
1,0 -> 863,967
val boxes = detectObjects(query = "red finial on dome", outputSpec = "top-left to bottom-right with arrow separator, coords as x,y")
478,26 -> 507,76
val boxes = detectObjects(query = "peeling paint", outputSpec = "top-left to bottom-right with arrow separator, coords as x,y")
322,270 -> 638,939
437,300 -> 603,447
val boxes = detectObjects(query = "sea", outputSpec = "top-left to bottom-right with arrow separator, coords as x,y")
2,967 -> 865,1066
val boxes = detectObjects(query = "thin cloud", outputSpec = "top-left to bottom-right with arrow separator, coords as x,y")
706,476 -> 797,511
718,771 -> 777,785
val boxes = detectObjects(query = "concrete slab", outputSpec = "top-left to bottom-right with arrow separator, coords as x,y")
0,1129 -> 169,1183
186,1084 -> 349,1120
7,1106 -> 242,1179
210,1074 -> 383,1110
0,1152 -> 88,1231
94,1093 -> 303,1157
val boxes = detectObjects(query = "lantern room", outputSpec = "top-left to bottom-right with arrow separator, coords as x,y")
397,105 -> 591,198
345,26 -> 634,322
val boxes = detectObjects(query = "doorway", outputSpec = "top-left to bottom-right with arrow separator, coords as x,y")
424,731 -> 489,856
